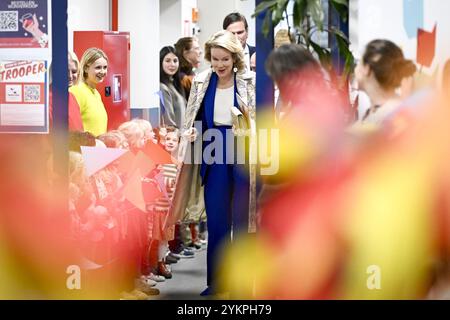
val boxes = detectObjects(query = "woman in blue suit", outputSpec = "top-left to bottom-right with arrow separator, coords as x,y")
171,30 -> 257,296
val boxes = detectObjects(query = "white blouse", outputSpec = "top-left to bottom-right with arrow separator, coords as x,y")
213,86 -> 234,126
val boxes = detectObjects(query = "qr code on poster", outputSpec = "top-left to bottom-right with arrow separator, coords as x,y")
24,85 -> 40,102
0,11 -> 19,32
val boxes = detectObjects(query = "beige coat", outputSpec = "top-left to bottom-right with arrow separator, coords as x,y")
170,68 -> 258,233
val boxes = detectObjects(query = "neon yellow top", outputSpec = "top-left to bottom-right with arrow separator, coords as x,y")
69,82 -> 108,136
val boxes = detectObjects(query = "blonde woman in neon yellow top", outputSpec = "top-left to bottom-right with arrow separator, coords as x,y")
70,48 -> 108,136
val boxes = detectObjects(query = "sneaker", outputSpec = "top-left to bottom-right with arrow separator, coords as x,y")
138,276 -> 157,287
179,249 -> 195,258
147,273 -> 165,282
136,285 -> 160,296
164,254 -> 179,264
119,291 -> 139,300
134,279 -> 160,296
187,241 -> 202,250
157,261 -> 172,279
172,244 -> 185,255
126,289 -> 149,300
168,252 -> 181,260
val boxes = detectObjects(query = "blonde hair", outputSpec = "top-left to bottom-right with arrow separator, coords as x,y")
98,130 -> 128,149
274,29 -> 294,48
68,51 -> 80,86
132,118 -> 152,133
204,30 -> 245,73
68,51 -> 79,68
118,121 -> 144,149
79,47 -> 108,82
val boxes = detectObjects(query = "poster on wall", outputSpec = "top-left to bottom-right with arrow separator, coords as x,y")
0,0 -> 50,49
0,60 -> 49,133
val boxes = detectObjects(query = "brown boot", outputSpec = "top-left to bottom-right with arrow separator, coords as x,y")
157,261 -> 172,279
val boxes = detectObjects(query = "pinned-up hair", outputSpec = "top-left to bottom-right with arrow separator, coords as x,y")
362,39 -> 416,90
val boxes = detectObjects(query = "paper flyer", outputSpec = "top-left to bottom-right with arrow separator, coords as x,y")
0,0 -> 49,49
0,59 -> 49,132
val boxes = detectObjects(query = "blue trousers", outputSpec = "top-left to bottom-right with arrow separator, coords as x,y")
202,126 -> 250,287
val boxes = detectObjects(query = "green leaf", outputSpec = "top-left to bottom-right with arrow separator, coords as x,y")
310,39 -> 332,69
262,11 -> 272,37
330,26 -> 350,44
330,0 -> 349,22
253,0 -> 278,18
297,0 -> 308,16
274,7 -> 284,21
307,0 -> 324,31
273,0 -> 289,24
331,0 -> 348,7
276,0 -> 289,9
334,31 -> 354,80
293,1 -> 301,27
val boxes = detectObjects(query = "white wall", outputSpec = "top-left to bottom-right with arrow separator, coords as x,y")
182,0 -> 198,37
67,0 -> 110,52
196,0 -> 233,48
119,0 -> 160,110
160,0 -> 183,47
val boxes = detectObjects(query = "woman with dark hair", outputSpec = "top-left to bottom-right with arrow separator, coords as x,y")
354,39 -> 417,125
174,37 -> 202,100
266,43 -> 324,116
262,43 -> 346,188
160,46 -> 187,129
265,43 -> 345,131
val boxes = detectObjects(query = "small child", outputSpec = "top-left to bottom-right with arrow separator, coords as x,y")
148,127 -> 186,278
118,120 -> 146,152
98,130 -> 130,150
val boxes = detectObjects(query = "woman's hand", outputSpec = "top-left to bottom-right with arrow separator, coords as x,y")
22,14 -> 40,34
182,127 -> 198,142
22,14 -> 48,47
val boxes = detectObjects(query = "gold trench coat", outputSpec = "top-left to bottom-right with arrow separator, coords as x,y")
169,69 -> 258,233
